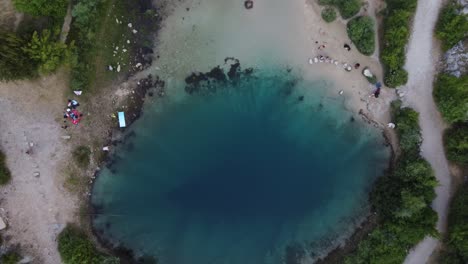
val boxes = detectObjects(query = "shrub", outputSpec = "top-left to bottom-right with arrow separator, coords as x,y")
58,224 -> 115,264
13,0 -> 68,18
392,103 -> 421,156
381,0 -> 418,87
347,16 -> 375,55
0,30 -> 36,81
321,7 -> 337,23
335,0 -> 361,19
0,150 -> 11,185
435,1 -> 468,51
444,123 -> 468,165
1,252 -> 21,264
23,29 -> 69,74
433,74 -> 468,124
72,146 -> 91,168
317,0 -> 361,19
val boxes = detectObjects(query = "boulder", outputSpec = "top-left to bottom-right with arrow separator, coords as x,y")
0,216 -> 6,230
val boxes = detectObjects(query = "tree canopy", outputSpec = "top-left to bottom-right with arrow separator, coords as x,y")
23,29 -> 68,74
435,0 -> 468,51
0,30 -> 36,81
433,74 -> 468,124
347,16 -> 376,56
13,0 -> 68,18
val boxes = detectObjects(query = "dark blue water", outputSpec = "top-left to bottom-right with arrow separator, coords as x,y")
92,69 -> 389,264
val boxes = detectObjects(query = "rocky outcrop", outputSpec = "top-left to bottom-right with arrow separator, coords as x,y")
443,39 -> 468,78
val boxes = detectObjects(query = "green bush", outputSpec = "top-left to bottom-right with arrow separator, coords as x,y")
347,16 -> 375,55
381,0 -> 418,87
347,101 -> 438,263
317,0 -> 361,19
391,102 -> 422,156
433,74 -> 468,124
444,123 -> 468,165
0,150 -> 11,185
1,252 -> 21,264
72,146 -> 91,168
58,224 -> 117,264
0,30 -> 37,81
436,1 -> 468,51
13,0 -> 68,18
321,7 -> 337,23
23,29 -> 69,74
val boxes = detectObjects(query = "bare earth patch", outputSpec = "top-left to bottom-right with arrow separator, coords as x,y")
0,71 -> 78,264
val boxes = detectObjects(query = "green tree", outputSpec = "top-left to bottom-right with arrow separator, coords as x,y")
13,0 -> 68,18
381,0 -> 418,87
347,16 -> 375,55
1,252 -> 21,264
436,1 -> 468,51
317,0 -> 361,19
443,123 -> 468,164
321,7 -> 337,23
0,30 -> 36,81
433,74 -> 468,124
22,29 -> 68,74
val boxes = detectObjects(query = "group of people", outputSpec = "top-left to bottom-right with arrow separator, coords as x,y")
63,99 -> 82,127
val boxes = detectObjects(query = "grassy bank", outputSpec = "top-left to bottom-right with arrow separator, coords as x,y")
68,0 -> 157,94
58,224 -> 118,264
345,100 -> 438,263
381,0 -> 417,87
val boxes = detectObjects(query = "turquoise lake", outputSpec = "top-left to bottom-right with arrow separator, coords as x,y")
91,66 -> 390,264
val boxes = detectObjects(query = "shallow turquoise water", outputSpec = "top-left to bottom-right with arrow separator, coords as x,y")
92,68 -> 390,264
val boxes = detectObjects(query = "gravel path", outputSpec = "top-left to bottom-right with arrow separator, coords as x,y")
401,0 -> 452,263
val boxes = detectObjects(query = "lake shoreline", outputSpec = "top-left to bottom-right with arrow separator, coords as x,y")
84,0 -> 399,263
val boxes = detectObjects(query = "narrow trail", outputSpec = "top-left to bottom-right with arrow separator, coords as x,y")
401,0 -> 452,263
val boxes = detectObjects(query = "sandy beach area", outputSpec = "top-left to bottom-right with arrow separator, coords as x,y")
0,0 -> 397,262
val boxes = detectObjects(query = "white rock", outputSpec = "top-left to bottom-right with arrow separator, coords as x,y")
128,23 -> 133,28
108,65 -> 113,71
115,46 -> 119,50
363,68 -> 373,77
339,90 -> 344,95
33,171 -> 40,177
135,62 -> 142,68
117,65 -> 121,72
132,29 -> 138,34
61,136 -> 71,140
123,49 -> 127,53
387,123 -> 396,129
127,40 -> 130,44
102,146 -> 110,151
115,18 -> 119,24
0,217 -> 6,230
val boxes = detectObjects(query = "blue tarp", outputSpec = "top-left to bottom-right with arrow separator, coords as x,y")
118,112 -> 126,128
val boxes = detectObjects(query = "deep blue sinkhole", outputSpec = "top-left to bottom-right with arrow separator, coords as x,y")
92,68 -> 389,264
